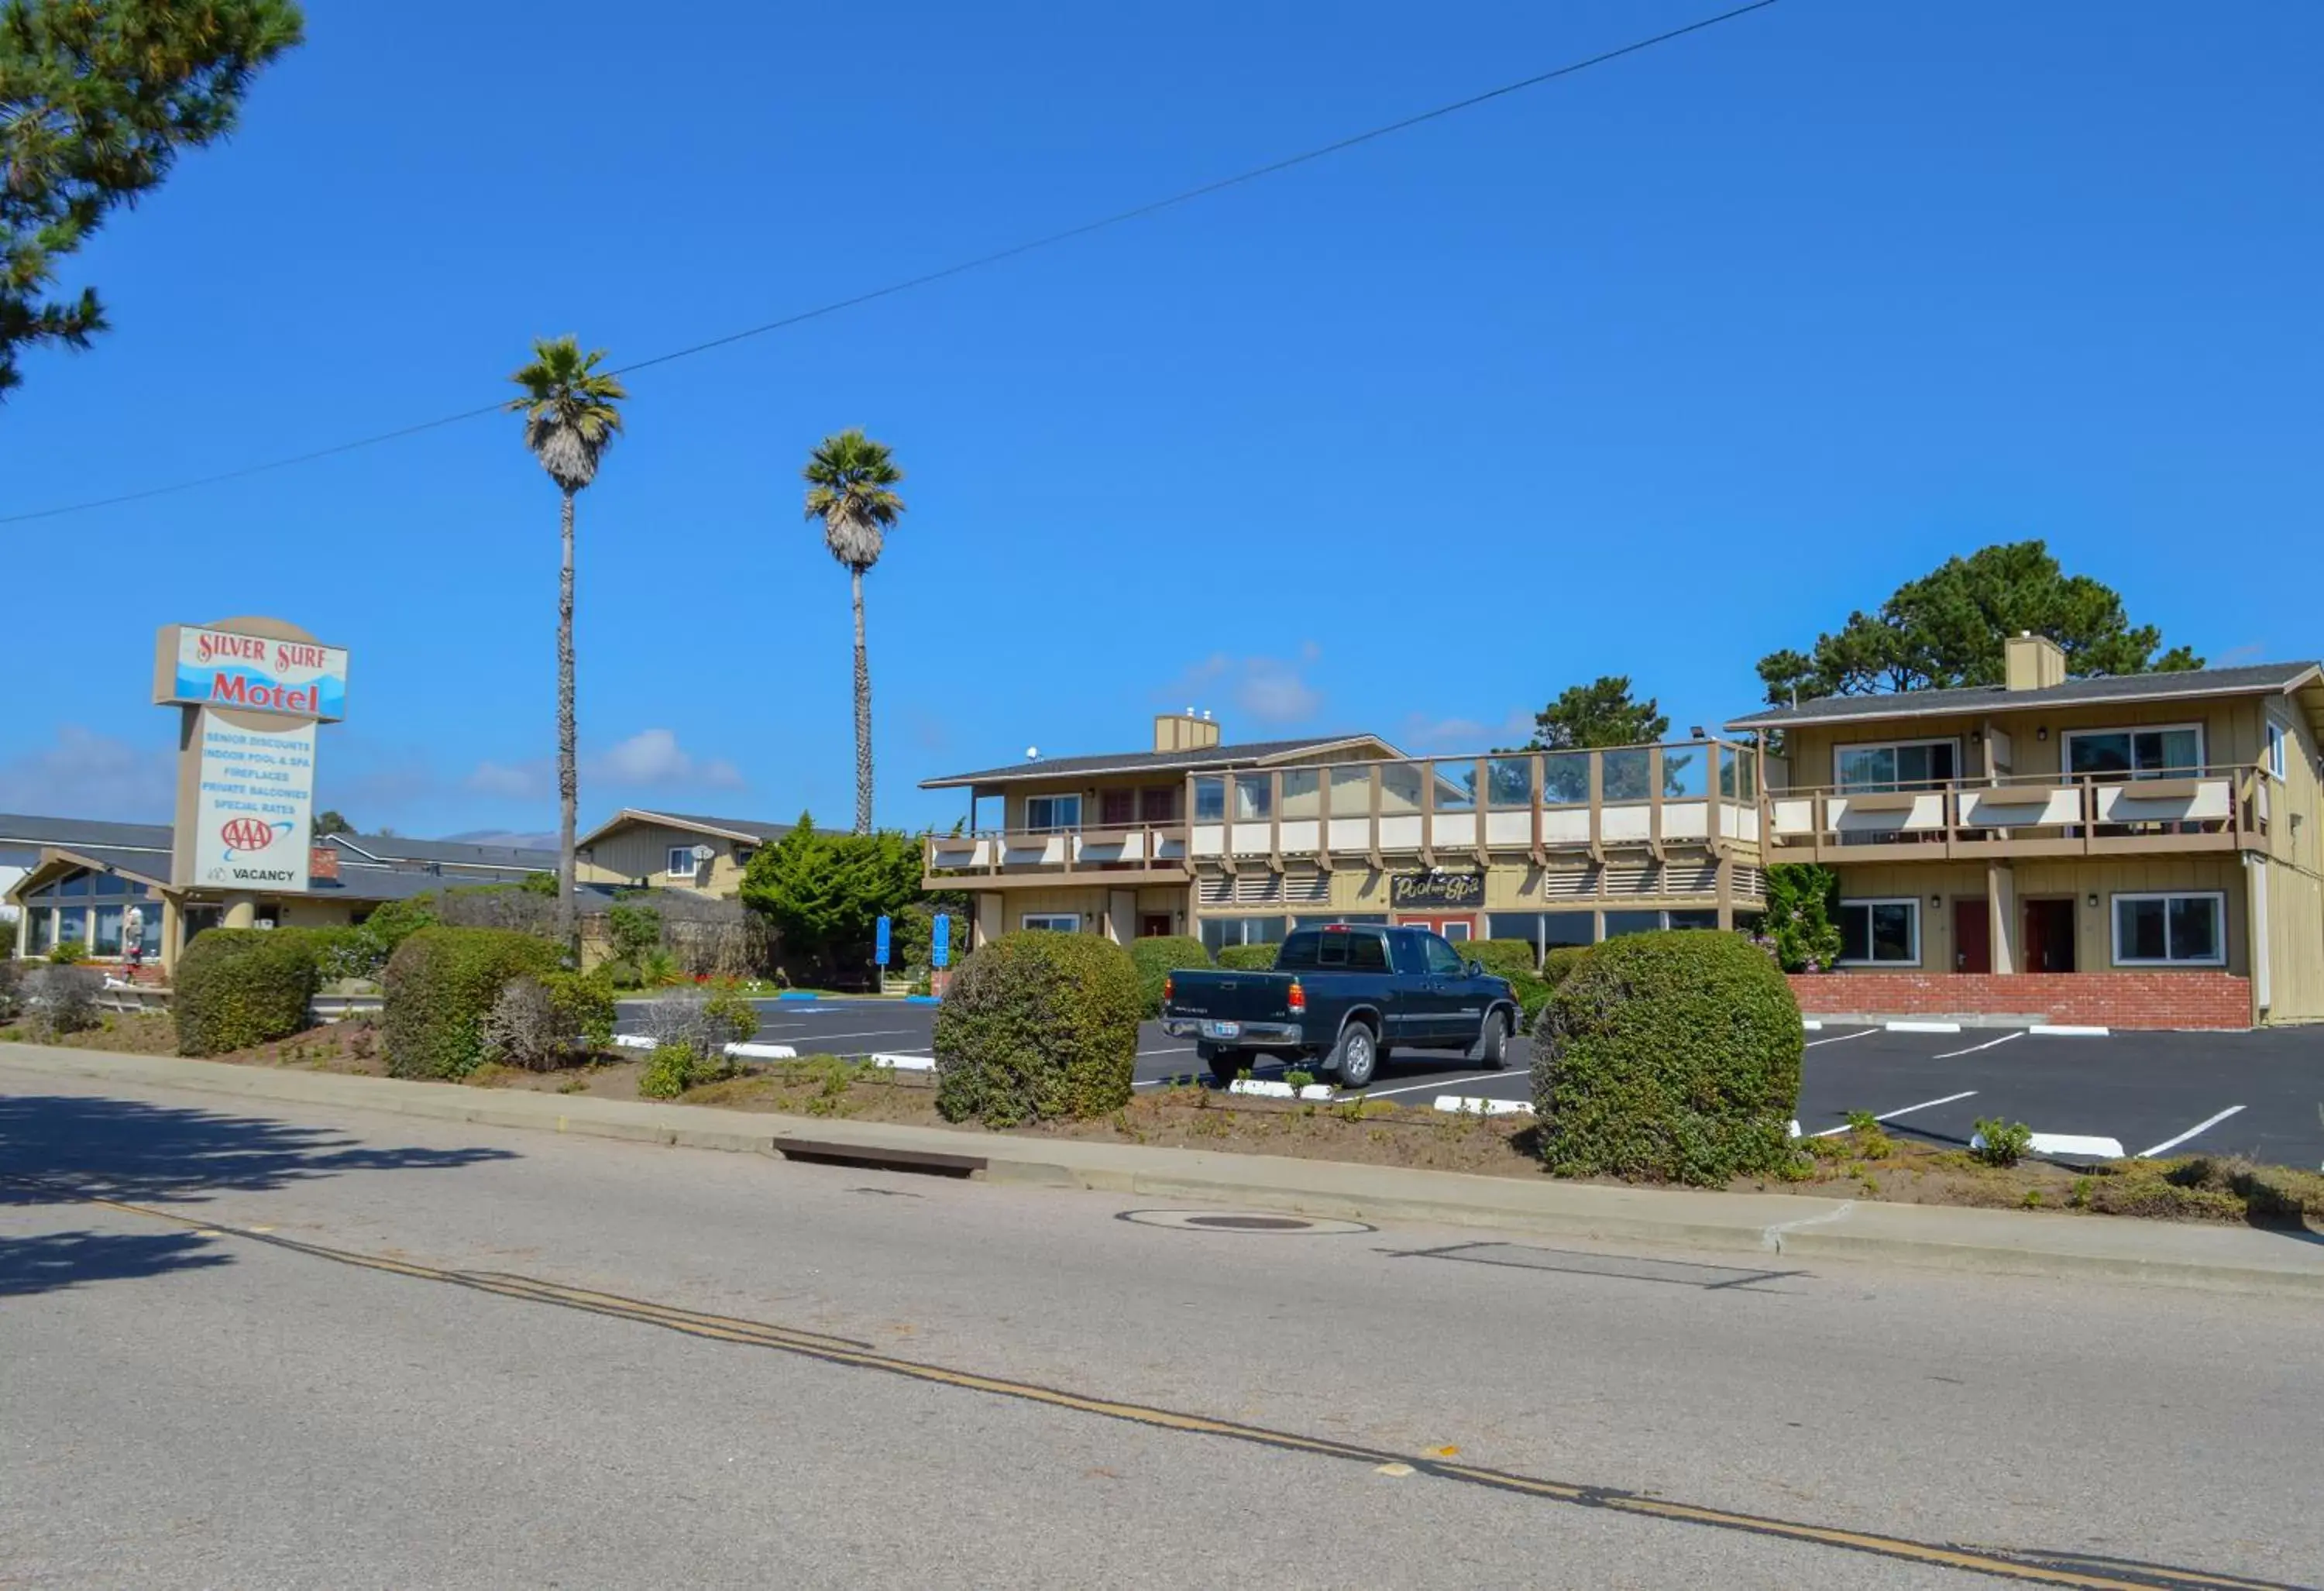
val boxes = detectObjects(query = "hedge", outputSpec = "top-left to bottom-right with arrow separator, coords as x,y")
1529,930 -> 1800,1186
1460,939 -> 1539,978
933,931 -> 1140,1126
383,926 -> 563,1079
1215,943 -> 1280,971
1543,945 -> 1593,987
174,928 -> 322,1056
1128,935 -> 1211,1016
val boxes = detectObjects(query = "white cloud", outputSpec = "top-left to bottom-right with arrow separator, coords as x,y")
1162,645 -> 1325,727
464,730 -> 744,804
0,726 -> 175,820
1401,707 -> 1535,751
466,759 -> 550,800
590,729 -> 744,790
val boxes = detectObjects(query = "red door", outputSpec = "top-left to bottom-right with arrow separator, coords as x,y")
1952,899 -> 1991,974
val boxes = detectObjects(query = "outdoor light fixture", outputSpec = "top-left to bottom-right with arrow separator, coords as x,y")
1930,894 -> 1942,907
2087,893 -> 2099,909
2037,727 -> 2050,741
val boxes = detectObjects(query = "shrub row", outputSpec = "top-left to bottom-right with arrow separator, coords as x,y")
1530,930 -> 1800,1187
1215,943 -> 1279,971
383,926 -> 563,1079
174,928 -> 324,1055
933,931 -> 1139,1126
1128,935 -> 1211,1018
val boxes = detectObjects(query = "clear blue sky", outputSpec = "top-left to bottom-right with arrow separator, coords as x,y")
3,0 -> 2318,839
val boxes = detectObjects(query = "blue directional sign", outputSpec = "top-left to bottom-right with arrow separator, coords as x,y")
930,912 -> 951,969
875,915 -> 892,967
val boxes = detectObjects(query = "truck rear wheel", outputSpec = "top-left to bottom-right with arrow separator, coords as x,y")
1473,1011 -> 1511,1070
1198,1042 -> 1247,1087
1327,1021 -> 1379,1090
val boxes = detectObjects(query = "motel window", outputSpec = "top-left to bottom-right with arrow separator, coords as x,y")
1666,910 -> 1721,931
1021,913 -> 1080,933
1098,789 -> 1136,827
2112,892 -> 2224,967
1292,913 -> 1388,930
93,906 -> 123,956
1199,916 -> 1286,955
1837,899 -> 1919,965
1024,794 -> 1081,832
26,909 -> 53,954
1192,778 -> 1226,823
55,905 -> 88,951
667,846 -> 700,878
2267,723 -> 2288,780
2066,727 -> 2203,780
1139,786 -> 1180,824
1834,741 -> 1958,792
1600,910 -> 1663,939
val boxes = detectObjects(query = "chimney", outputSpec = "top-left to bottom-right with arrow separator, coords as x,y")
2004,632 -> 2067,692
1153,710 -> 1222,753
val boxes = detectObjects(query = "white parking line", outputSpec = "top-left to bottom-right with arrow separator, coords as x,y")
2136,1106 -> 2246,1160
1930,1032 -> 2023,1060
1810,1091 -> 1978,1138
1138,1046 -> 1196,1058
1353,1072 -> 1520,1101
1804,1028 -> 1877,1048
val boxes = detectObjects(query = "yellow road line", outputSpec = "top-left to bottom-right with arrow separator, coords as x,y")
14,1174 -> 2303,1591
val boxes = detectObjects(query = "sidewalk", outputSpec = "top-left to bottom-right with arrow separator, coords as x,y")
7,1040 -> 2322,1300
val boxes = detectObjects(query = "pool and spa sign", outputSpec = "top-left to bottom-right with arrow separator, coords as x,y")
157,617 -> 345,892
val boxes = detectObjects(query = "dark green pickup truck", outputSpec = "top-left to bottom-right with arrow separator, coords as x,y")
1160,924 -> 1521,1088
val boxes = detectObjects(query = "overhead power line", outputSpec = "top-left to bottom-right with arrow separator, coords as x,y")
0,0 -> 1782,526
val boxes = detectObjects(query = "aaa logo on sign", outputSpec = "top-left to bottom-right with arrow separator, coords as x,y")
218,818 -> 288,855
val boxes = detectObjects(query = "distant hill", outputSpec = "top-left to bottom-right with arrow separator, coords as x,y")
442,828 -> 559,851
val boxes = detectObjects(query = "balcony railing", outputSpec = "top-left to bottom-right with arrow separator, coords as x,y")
1761,765 -> 2278,862
924,823 -> 1191,882
923,741 -> 1764,886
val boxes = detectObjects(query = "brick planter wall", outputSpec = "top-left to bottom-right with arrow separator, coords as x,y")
1786,972 -> 2251,1030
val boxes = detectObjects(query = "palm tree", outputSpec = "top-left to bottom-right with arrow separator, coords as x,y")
803,429 -> 906,833
507,335 -> 627,955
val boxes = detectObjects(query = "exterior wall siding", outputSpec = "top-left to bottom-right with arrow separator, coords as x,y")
1788,971 -> 2251,1029
579,823 -> 758,897
1824,857 -> 2248,975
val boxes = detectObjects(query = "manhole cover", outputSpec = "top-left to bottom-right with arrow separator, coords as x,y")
1116,1209 -> 1374,1235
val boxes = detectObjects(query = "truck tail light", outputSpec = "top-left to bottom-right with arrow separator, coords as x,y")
1287,980 -> 1306,1015
1163,973 -> 1174,1003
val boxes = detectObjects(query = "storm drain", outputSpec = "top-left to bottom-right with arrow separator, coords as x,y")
1117,1209 -> 1375,1235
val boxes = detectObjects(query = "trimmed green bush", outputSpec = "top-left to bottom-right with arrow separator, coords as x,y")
934,931 -> 1140,1126
1530,930 -> 1801,1186
638,1041 -> 700,1099
1215,943 -> 1280,971
383,926 -> 562,1079
174,928 -> 321,1056
1461,939 -> 1539,978
1542,945 -> 1593,987
1128,935 -> 1211,1016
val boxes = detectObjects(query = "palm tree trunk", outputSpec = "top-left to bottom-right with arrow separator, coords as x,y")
556,487 -> 579,957
852,563 -> 873,834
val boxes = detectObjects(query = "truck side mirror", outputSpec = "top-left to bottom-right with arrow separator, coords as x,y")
1466,960 -> 1483,978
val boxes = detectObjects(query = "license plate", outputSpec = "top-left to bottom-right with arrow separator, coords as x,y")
1200,1020 -> 1242,1039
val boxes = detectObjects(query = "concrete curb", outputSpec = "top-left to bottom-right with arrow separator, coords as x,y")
6,1042 -> 2322,1301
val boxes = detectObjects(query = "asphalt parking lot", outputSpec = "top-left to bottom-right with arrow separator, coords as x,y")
618,998 -> 2324,1171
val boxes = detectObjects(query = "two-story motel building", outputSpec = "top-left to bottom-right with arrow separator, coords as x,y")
922,639 -> 2324,1029
1728,636 -> 2324,1029
920,712 -> 1768,961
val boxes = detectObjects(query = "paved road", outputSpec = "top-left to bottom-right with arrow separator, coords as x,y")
624,998 -> 2324,1168
5,1067 -> 2321,1589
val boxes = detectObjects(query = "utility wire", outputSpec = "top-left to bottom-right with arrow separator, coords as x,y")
0,0 -> 1781,525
